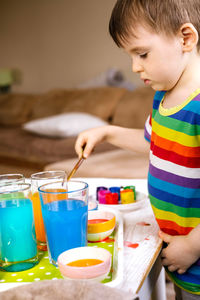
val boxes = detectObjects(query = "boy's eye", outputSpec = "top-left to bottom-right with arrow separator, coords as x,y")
139,53 -> 148,59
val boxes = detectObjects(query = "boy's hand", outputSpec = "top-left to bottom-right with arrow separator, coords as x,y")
159,230 -> 200,274
75,126 -> 109,159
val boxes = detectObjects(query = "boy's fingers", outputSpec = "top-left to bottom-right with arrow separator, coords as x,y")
75,145 -> 84,159
168,265 -> 177,272
75,137 -> 86,158
82,142 -> 95,158
177,269 -> 186,274
159,230 -> 172,243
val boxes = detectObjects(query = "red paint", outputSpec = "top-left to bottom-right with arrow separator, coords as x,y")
105,192 -> 118,205
88,236 -> 115,243
88,219 -> 108,224
103,237 -> 115,243
137,222 -> 151,226
124,241 -> 139,248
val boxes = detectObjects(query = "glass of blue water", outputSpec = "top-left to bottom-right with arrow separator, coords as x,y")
0,183 -> 38,272
38,180 -> 88,266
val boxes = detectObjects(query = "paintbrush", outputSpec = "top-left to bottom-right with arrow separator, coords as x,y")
66,146 -> 86,181
67,155 -> 85,181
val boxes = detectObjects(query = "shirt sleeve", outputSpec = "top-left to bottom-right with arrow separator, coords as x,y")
144,90 -> 165,143
144,112 -> 152,143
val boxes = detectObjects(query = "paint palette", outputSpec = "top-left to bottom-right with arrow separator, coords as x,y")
100,191 -> 147,211
83,178 -> 148,213
91,191 -> 147,213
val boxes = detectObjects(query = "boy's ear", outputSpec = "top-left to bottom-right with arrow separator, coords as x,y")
179,23 -> 198,52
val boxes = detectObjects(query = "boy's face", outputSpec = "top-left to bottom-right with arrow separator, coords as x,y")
123,25 -> 187,91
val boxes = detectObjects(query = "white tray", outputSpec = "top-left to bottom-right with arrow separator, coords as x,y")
97,206 -> 124,287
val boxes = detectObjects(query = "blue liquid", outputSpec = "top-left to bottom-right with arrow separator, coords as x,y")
0,199 -> 37,271
41,199 -> 88,264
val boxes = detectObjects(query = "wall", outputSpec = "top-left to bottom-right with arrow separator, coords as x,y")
0,0 -> 142,93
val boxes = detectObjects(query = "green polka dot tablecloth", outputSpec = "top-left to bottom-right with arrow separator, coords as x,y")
0,232 -> 115,284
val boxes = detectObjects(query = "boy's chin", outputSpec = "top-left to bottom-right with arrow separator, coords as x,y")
151,86 -> 162,91
151,84 -> 167,92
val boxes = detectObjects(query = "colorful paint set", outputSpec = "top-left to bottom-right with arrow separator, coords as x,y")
97,185 -> 136,205
0,174 -> 125,287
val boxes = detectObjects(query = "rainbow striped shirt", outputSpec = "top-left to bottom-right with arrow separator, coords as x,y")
144,90 -> 200,294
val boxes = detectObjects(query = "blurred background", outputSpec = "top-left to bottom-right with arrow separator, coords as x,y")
0,0 -> 152,183
0,0 -> 143,93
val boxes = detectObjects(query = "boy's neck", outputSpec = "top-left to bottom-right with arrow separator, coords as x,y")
162,53 -> 200,109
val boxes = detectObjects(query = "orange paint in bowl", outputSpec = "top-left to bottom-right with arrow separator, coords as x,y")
67,258 -> 103,267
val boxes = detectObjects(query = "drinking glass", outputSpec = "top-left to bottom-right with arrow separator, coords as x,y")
0,173 -> 25,186
31,171 -> 66,251
0,183 -> 38,272
38,180 -> 88,266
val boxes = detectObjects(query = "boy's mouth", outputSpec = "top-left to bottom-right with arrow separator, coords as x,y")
143,79 -> 150,85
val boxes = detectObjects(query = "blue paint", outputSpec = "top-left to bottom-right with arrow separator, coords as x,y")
0,198 -> 38,271
41,199 -> 88,265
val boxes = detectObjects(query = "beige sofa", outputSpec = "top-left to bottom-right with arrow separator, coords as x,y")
0,86 -> 154,178
44,87 -> 154,179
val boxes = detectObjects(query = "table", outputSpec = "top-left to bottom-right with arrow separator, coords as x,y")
0,178 -> 166,300
83,178 -> 166,300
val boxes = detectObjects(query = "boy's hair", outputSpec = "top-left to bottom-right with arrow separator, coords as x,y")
109,0 -> 200,50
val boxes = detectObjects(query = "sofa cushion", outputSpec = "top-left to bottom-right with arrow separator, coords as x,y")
45,149 -> 149,179
112,87 -> 155,128
30,87 -> 126,122
0,94 -> 37,126
0,87 -> 125,127
0,127 -> 117,165
23,112 -> 108,138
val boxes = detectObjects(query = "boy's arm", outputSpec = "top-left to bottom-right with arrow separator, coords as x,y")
159,225 -> 200,274
75,125 -> 149,158
107,125 -> 150,153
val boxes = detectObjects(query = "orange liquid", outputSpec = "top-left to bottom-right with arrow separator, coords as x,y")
88,219 -> 108,224
31,192 -> 46,250
67,258 -> 103,267
42,188 -> 68,204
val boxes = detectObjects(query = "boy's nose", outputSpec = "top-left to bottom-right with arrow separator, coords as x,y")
132,60 -> 143,73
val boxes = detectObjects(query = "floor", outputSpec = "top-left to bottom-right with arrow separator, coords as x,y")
166,280 -> 176,300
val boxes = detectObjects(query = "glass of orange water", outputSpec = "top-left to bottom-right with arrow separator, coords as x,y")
31,170 -> 66,251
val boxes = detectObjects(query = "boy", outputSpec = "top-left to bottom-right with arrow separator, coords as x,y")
75,0 -> 200,298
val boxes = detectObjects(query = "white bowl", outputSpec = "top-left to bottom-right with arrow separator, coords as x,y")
58,246 -> 111,282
